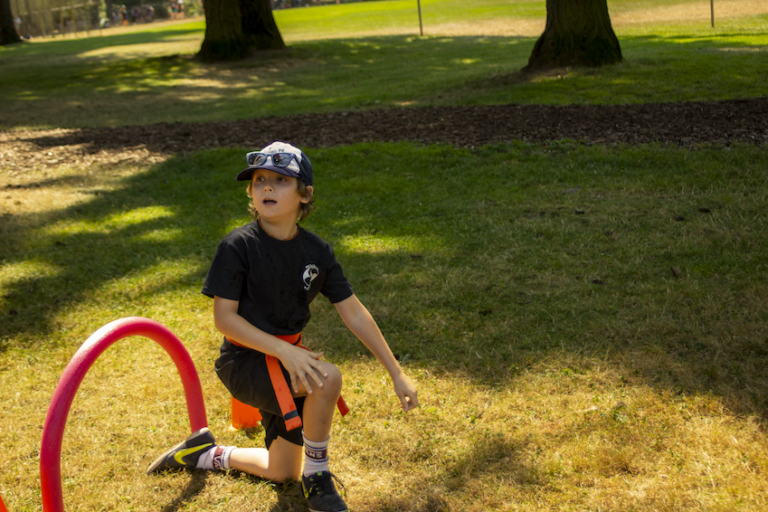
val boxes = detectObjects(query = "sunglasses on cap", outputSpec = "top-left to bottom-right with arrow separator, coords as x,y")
245,151 -> 299,169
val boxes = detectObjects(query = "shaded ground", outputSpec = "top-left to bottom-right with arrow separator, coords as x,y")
1,98 -> 767,176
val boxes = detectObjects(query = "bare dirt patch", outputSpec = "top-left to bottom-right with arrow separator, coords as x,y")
1,98 -> 767,178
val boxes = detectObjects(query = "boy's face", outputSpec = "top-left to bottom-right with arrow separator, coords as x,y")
249,169 -> 312,222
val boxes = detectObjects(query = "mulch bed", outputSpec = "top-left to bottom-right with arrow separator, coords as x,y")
2,98 -> 767,176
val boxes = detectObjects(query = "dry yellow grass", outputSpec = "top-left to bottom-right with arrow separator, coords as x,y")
3,339 -> 767,511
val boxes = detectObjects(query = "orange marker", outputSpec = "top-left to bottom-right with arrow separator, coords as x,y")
231,396 -> 262,430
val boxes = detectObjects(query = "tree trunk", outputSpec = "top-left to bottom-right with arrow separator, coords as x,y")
525,0 -> 621,71
199,0 -> 248,60
0,0 -> 22,45
241,0 -> 285,50
198,0 -> 284,61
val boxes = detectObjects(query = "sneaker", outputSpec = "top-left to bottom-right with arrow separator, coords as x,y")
146,427 -> 216,474
302,471 -> 348,512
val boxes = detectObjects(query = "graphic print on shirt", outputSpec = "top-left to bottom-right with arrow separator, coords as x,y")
302,264 -> 320,291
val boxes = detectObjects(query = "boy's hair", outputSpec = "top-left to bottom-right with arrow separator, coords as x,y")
246,178 -> 315,221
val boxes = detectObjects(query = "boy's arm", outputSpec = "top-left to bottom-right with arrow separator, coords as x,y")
334,294 -> 419,412
213,296 -> 329,394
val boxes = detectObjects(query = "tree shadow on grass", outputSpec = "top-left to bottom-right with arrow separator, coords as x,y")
464,32 -> 768,104
2,34 -> 537,130
12,26 -> 205,59
0,149 -> 246,348
368,436 -> 539,511
2,143 -> 767,427
302,142 -> 768,422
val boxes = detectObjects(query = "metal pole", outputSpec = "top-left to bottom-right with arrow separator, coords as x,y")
710,0 -> 714,27
417,0 -> 423,36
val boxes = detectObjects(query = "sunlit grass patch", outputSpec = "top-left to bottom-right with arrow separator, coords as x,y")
338,232 -> 448,256
44,206 -> 176,237
0,259 -> 61,289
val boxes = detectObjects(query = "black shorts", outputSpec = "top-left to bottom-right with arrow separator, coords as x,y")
215,337 -> 305,449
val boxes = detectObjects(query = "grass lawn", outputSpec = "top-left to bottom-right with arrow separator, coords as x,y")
1,2 -> 768,512
2,142 -> 768,511
0,2 -> 767,129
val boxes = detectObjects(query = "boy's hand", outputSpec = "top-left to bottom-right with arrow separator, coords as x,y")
278,344 -> 327,394
392,372 -> 419,412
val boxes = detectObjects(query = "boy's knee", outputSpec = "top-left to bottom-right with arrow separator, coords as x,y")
320,363 -> 342,395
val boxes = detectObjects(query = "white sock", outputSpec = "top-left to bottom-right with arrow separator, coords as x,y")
196,445 -> 235,470
303,431 -> 330,477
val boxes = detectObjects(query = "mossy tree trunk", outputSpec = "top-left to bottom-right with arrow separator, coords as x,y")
1,0 -> 22,46
525,0 -> 621,71
198,0 -> 284,61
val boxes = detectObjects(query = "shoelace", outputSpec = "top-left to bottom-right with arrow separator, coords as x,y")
330,473 -> 346,497
310,472 -> 346,498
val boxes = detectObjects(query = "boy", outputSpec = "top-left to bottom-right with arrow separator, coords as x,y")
148,141 -> 419,512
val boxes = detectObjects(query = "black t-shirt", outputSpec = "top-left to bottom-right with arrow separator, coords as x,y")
202,221 -> 354,335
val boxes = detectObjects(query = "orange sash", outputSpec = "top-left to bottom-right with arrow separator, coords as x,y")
226,334 -> 349,431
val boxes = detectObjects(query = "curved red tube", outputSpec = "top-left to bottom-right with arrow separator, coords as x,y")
39,317 -> 208,512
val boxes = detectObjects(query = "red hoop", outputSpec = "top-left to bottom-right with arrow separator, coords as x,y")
38,317 -> 208,512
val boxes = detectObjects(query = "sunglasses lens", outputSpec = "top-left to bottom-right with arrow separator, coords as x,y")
247,153 -> 266,166
272,153 -> 293,167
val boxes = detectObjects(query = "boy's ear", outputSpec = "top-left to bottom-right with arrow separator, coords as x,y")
301,185 -> 314,204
